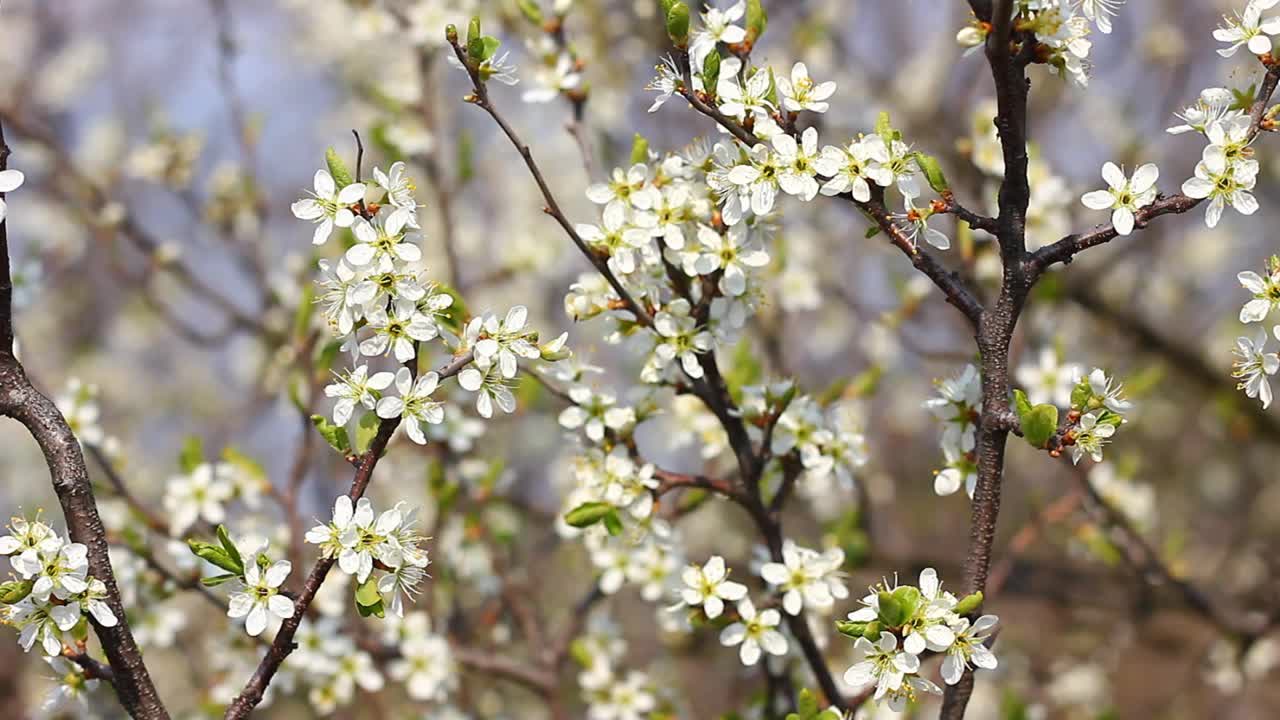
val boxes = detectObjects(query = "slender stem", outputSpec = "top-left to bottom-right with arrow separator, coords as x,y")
941,3 -> 1030,715
1030,65 -> 1280,278
1070,466 -> 1274,643
447,39 -> 654,328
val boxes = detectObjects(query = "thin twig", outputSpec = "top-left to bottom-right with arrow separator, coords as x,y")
1029,64 -> 1280,278
446,38 -> 654,329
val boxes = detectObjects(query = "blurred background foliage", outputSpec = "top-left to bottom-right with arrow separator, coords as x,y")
2,0 -> 1280,718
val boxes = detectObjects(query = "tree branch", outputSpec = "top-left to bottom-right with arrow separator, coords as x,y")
446,38 -> 654,329
672,50 -> 984,327
1070,465 -> 1275,643
0,120 -> 169,720
1029,64 -> 1280,279
222,352 -> 473,719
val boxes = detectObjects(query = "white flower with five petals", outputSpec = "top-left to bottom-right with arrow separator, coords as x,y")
291,169 -> 365,246
227,559 -> 294,637
1080,162 -> 1158,236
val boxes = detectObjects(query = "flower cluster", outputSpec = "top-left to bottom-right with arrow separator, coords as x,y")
164,459 -> 265,536
1232,257 -> 1280,408
575,617 -> 664,720
760,540 -> 848,616
766,391 -> 870,495
384,612 -> 456,704
52,378 -> 111,450
1083,16 -> 1269,235
1,515 -> 118,656
305,495 -> 430,618
297,152 -> 566,449
1062,368 -> 1132,464
840,568 -> 997,711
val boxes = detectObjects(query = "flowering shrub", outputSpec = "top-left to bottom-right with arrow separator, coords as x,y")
3,1 -> 1280,718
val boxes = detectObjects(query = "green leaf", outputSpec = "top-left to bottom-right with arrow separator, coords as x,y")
876,590 -> 907,627
603,509 -> 624,536
1013,388 -> 1033,419
481,35 -> 502,61
666,2 -> 690,47
1021,403 -> 1059,448
746,0 -> 767,41
677,488 -> 710,514
201,573 -> 240,588
724,336 -> 763,400
467,16 -> 482,47
570,637 -> 593,667
355,576 -> 383,607
630,133 -> 650,165
890,585 -> 922,620
1070,377 -> 1092,409
516,0 -> 544,24
860,620 -> 882,640
564,501 -> 614,528
288,373 -> 307,414
356,598 -> 386,618
325,147 -> 354,188
215,524 -> 245,575
953,591 -> 984,616
178,436 -> 205,474
223,447 -> 267,490
912,152 -> 950,193
315,338 -> 343,373
1231,83 -> 1257,113
311,415 -> 352,455
702,49 -> 721,93
835,620 -> 865,638
0,579 -> 34,604
355,577 -> 387,617
763,67 -> 778,106
875,111 -> 894,142
433,283 -> 469,336
187,540 -> 243,576
796,689 -> 819,718
865,224 -> 881,239
848,365 -> 883,399
355,412 -> 382,455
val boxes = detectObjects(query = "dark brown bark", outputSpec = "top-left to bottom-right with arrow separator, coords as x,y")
0,121 -> 169,720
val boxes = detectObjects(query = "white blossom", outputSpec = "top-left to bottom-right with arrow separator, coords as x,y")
227,559 -> 294,637
1080,162 -> 1158,236
291,169 -> 365,246
719,598 -> 788,666
676,555 -> 747,619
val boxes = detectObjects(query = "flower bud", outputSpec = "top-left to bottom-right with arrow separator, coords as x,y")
666,2 -> 690,48
0,579 -> 33,604
956,26 -> 986,48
